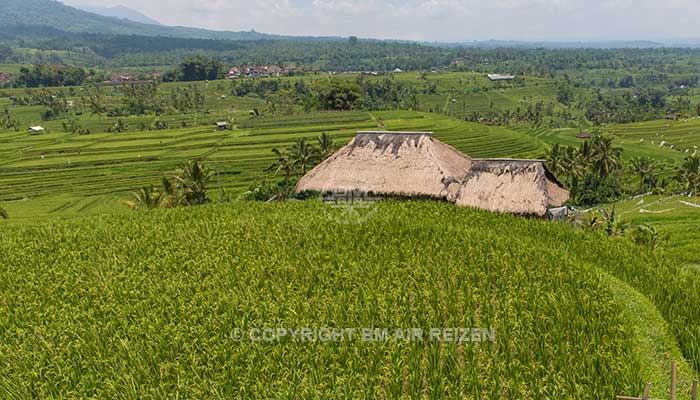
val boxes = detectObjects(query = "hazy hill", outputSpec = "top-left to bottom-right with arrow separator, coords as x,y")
74,4 -> 162,26
2,0 -> 274,40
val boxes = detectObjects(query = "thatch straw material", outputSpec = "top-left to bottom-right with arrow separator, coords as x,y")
297,132 -> 570,217
454,159 -> 570,216
295,132 -> 473,200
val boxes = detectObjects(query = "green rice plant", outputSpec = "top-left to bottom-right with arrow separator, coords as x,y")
0,201 -> 648,398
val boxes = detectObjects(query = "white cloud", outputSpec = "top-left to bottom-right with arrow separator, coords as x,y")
63,0 -> 700,41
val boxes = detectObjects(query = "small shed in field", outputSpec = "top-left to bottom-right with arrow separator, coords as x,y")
28,126 -> 45,135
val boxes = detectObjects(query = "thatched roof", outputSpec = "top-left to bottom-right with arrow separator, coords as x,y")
454,159 -> 570,216
297,132 -> 571,217
295,131 -> 472,200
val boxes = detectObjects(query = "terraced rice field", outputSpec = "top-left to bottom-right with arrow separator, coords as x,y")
515,126 -> 688,162
0,111 -> 544,220
606,118 -> 700,160
596,194 -> 700,267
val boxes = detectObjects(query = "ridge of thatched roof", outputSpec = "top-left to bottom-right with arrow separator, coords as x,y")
296,131 -> 472,199
454,159 -> 569,216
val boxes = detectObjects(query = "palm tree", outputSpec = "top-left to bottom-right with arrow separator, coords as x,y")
123,186 -> 162,210
268,148 -> 295,184
0,207 -> 8,219
561,146 -> 585,182
630,157 -> 657,191
677,155 -> 700,193
288,138 -> 319,175
174,161 -> 213,206
546,144 -> 567,178
317,132 -> 336,159
160,177 -> 177,208
249,108 -> 263,119
578,139 -> 595,166
591,135 -> 622,179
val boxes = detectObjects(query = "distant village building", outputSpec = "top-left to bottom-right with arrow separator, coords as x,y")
215,121 -> 229,131
487,74 -> 516,81
346,71 -> 379,76
110,73 -> 134,83
393,68 -> 403,73
451,56 -> 471,65
576,131 -> 592,139
228,65 -> 295,79
0,72 -> 13,84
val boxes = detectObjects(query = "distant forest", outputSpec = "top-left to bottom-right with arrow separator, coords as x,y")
5,25 -> 700,79
0,25 -> 453,71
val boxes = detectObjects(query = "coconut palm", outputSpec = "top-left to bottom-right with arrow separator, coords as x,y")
677,155 -> 700,193
630,157 -> 657,191
561,146 -> 585,181
174,160 -> 213,206
317,132 -> 336,159
122,186 -> 162,210
591,135 -> 622,179
288,138 -> 319,175
578,139 -> 595,166
546,144 -> 566,178
159,177 -> 177,208
268,148 -> 295,184
249,108 -> 263,119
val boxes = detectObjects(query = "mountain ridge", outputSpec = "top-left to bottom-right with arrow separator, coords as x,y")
73,4 -> 162,26
3,0 -> 279,40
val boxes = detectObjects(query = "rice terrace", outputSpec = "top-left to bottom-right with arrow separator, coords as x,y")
2,0 -> 700,399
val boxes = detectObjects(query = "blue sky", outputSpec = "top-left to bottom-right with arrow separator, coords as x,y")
63,0 -> 699,42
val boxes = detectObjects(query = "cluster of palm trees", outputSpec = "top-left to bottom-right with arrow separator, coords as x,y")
268,132 -> 337,188
547,135 -> 623,184
547,135 -> 625,204
123,161 -> 213,210
548,134 -> 700,204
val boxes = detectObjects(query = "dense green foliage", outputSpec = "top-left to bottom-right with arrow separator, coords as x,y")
14,64 -> 94,87
167,55 -> 226,82
0,201 -> 649,397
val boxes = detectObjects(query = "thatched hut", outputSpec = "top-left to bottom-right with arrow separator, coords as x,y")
454,159 -> 569,216
295,131 -> 472,200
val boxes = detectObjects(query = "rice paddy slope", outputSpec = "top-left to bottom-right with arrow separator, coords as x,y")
0,200 -> 682,398
0,111 -> 544,220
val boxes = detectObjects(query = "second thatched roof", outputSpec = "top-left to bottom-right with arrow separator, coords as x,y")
295,131 -> 472,200
454,159 -> 570,216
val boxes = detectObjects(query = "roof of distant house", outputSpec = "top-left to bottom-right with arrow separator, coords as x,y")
487,73 -> 515,81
